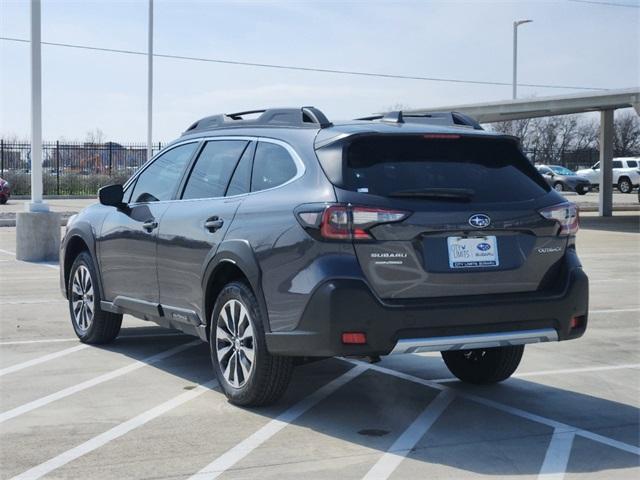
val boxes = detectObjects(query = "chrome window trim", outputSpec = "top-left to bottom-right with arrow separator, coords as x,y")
125,136 -> 306,206
123,140 -> 201,203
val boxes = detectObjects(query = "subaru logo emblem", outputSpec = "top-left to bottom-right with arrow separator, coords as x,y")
477,242 -> 491,251
469,214 -> 491,228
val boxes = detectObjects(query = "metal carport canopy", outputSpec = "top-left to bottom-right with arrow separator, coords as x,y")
404,88 -> 640,216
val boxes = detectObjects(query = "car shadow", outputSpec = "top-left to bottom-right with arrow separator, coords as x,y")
92,327 -> 639,477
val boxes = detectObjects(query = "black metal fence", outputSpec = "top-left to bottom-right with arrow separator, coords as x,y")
0,140 -> 608,197
0,140 -> 164,196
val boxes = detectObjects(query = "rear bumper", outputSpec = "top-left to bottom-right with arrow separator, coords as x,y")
265,255 -> 589,357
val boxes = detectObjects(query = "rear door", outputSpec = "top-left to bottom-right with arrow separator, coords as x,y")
156,139 -> 253,321
317,134 -> 566,300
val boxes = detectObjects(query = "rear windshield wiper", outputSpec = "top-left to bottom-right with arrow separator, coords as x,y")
387,187 -> 475,200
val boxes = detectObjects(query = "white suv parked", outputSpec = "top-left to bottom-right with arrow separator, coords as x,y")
576,157 -> 640,194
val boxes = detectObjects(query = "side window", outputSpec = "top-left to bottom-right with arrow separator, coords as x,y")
613,161 -> 623,169
627,160 -> 638,168
226,142 -> 255,197
251,142 -> 298,192
130,143 -> 197,203
182,141 -> 248,200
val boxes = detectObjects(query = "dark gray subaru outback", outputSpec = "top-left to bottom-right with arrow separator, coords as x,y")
60,107 -> 589,406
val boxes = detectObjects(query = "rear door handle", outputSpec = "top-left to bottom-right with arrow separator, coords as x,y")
204,216 -> 224,232
142,220 -> 158,232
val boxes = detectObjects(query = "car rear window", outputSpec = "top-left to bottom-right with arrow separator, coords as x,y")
324,135 -> 549,203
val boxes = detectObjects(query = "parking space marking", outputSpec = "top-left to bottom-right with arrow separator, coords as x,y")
188,364 -> 369,480
427,363 -> 640,383
0,344 -> 88,377
10,380 -> 219,480
0,339 -> 80,346
0,333 -> 189,346
0,340 -> 200,424
348,360 -> 640,456
0,248 -> 59,269
580,252 -> 640,258
362,390 -> 455,480
0,299 -> 66,305
538,430 -> 575,480
590,307 -> 640,314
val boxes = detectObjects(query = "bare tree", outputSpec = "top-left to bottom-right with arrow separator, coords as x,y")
613,111 -> 640,157
491,118 -> 532,148
84,128 -> 105,145
572,119 -> 598,151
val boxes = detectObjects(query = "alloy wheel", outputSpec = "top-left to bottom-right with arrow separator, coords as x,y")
71,265 -> 94,331
619,180 -> 631,193
215,299 -> 255,388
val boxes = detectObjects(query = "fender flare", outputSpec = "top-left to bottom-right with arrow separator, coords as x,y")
201,239 -> 270,332
62,224 -> 106,300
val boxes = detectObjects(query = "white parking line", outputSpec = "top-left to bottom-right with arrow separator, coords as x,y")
0,248 -> 59,269
590,307 -> 640,314
580,252 -> 640,258
0,333 -> 188,346
538,430 -> 575,480
347,360 -> 640,456
427,363 -> 640,383
0,344 -> 88,377
0,299 -> 66,305
362,390 -> 455,480
0,339 -> 79,346
10,379 -> 218,480
0,340 -> 200,424
188,364 -> 369,480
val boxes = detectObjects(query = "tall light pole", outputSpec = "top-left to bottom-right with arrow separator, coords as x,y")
512,19 -> 532,100
17,0 -> 61,262
147,0 -> 153,161
29,0 -> 46,212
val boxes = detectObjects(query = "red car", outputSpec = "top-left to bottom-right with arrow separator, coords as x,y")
0,177 -> 10,204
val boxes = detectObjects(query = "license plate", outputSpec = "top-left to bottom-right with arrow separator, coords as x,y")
447,236 -> 499,268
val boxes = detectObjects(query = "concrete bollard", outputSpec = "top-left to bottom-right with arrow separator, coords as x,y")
16,211 -> 62,262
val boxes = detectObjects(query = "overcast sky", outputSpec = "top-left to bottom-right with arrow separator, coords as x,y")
1,0 -> 639,142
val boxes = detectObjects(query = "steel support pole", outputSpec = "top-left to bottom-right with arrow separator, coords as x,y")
598,109 -> 614,217
28,0 -> 47,212
146,0 -> 153,161
512,23 -> 518,100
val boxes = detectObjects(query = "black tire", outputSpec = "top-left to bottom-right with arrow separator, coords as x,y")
617,177 -> 633,194
68,251 -> 122,344
441,345 -> 524,384
577,186 -> 589,195
553,182 -> 564,192
0,196 -> 7,204
209,281 -> 293,406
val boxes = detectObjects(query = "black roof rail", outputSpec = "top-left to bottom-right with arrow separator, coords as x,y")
355,110 -> 483,130
182,106 -> 332,135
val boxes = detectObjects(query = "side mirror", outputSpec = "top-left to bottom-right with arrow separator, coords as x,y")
98,184 -> 126,209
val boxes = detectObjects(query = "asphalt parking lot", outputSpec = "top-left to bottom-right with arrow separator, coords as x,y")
0,214 -> 638,480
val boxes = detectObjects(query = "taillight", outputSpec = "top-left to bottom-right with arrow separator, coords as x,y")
296,204 -> 409,241
539,202 -> 579,236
